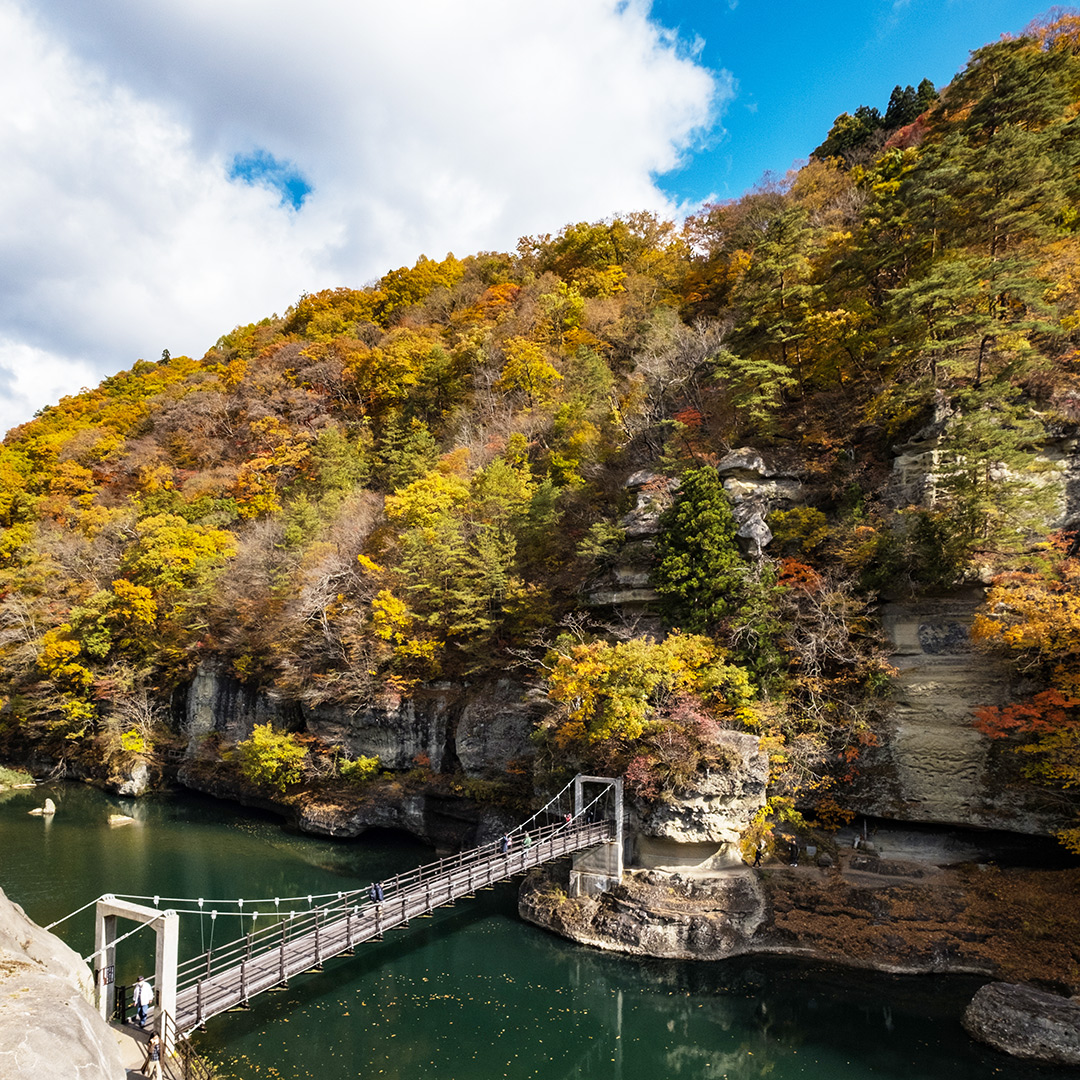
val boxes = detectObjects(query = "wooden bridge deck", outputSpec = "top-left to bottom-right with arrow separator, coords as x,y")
173,819 -> 612,1033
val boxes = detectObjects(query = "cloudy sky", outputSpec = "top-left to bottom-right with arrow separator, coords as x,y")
0,0 -> 1053,435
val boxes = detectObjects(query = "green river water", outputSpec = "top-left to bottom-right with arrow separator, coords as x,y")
0,782 -> 1073,1080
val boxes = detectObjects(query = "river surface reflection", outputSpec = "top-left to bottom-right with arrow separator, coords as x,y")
0,782 -> 1072,1079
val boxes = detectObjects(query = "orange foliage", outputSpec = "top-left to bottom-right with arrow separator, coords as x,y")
777,558 -> 823,593
974,689 -> 1080,739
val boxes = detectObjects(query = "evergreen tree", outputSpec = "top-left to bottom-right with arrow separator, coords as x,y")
654,466 -> 785,686
885,84 -> 919,128
933,386 -> 1054,556
884,80 -> 937,128
813,105 -> 884,161
653,466 -> 746,634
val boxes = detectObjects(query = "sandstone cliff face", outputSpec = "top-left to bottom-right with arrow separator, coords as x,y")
182,668 -> 535,779
0,887 -> 124,1080
846,590 -> 1067,835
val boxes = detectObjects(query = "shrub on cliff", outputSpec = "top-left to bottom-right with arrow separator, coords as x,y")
236,724 -> 308,793
339,754 -> 380,784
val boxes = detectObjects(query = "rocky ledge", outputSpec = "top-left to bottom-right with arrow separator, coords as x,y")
177,760 -> 517,851
0,886 -> 124,1080
963,982 -> 1080,1066
520,852 -> 1080,994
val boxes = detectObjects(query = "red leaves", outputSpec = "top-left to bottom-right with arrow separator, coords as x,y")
974,689 -> 1080,738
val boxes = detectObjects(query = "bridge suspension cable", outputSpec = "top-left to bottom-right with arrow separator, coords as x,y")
82,912 -> 162,965
110,775 -> 613,916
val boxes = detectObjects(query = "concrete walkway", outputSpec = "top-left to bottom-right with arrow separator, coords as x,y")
109,1019 -> 151,1080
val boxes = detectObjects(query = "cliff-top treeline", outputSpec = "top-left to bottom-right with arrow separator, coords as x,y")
1,14 -> 1079,844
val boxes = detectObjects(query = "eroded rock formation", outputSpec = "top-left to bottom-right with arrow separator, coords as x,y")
630,732 -> 768,871
849,591 -> 1066,835
521,855 -> 1080,994
0,886 -> 123,1080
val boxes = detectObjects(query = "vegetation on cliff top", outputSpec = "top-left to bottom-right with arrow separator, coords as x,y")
1,14 -> 1080,840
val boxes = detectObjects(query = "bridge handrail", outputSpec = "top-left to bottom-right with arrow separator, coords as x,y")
174,816 -> 611,990
174,818 -> 607,987
158,1009 -> 216,1080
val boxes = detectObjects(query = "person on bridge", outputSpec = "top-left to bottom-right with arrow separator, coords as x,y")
523,832 -> 532,850
499,834 -> 511,856
369,882 -> 384,905
133,975 -> 153,1029
142,1032 -> 162,1080
564,812 -> 572,828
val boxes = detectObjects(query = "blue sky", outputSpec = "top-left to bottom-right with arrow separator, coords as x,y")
653,0 -> 1054,202
0,0 -> 1063,433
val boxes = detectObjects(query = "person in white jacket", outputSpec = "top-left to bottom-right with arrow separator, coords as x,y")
133,975 -> 153,1029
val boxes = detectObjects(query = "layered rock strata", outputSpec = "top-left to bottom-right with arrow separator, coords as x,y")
630,732 -> 768,872
851,590 -> 1068,835
182,669 -> 536,781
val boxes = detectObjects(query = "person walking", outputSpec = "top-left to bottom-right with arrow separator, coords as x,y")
369,882 -> 384,905
753,838 -> 766,867
499,834 -> 510,856
133,975 -> 153,1029
142,1032 -> 162,1080
522,832 -> 533,851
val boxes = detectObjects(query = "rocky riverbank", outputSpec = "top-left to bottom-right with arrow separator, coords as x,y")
176,757 -> 519,850
520,850 -> 1080,995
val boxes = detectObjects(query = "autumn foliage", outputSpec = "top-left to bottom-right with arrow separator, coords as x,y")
1,21 -> 1080,835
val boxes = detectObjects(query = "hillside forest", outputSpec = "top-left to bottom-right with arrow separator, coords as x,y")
1,15 -> 1079,850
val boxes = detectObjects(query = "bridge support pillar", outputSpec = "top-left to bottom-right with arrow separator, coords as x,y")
93,897 -> 179,1053
569,776 -> 623,898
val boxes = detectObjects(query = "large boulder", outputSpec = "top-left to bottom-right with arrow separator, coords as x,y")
963,982 -> 1080,1066
0,886 -> 124,1080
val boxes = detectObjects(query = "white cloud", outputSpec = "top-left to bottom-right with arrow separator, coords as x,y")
0,339 -> 100,434
0,0 -> 724,435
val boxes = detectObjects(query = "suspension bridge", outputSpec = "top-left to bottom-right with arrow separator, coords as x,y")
58,775 -> 623,1057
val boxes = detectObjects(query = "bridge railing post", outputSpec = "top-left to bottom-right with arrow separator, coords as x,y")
279,921 -> 287,985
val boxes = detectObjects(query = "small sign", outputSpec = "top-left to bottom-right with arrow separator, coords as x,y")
99,965 -> 114,986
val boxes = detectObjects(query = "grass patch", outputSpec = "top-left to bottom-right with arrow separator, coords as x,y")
0,765 -> 34,790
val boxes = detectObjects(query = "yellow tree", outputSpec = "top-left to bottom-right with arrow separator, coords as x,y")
495,337 -> 563,408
